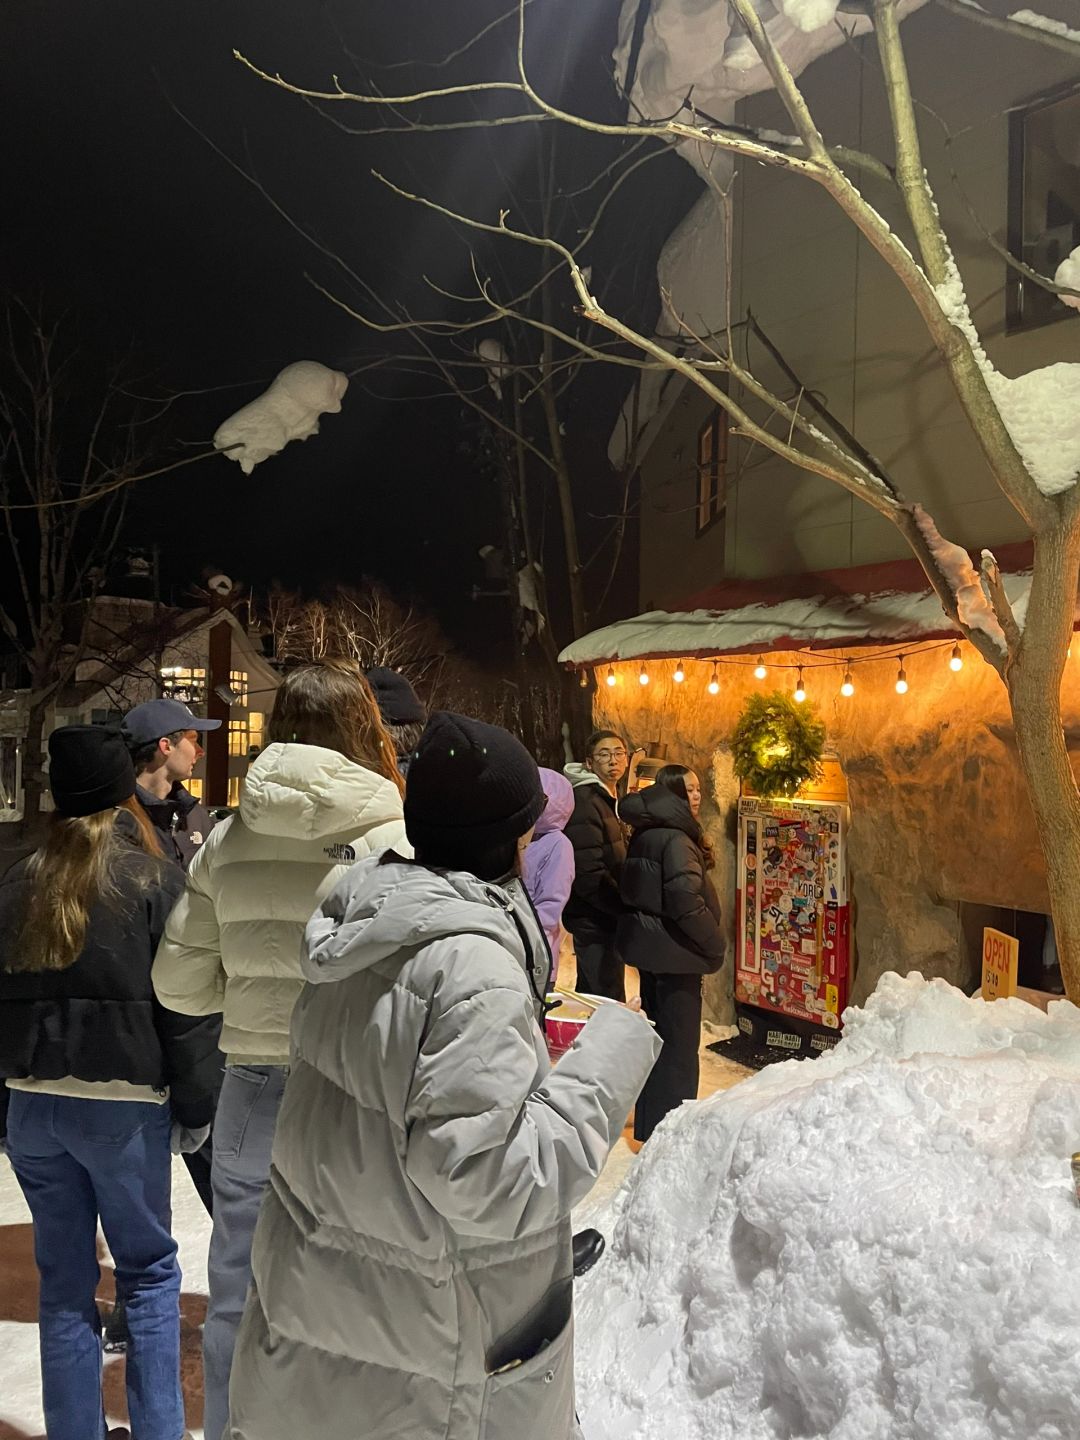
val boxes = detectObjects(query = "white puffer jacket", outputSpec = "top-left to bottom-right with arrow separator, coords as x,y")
152,742 -> 408,1063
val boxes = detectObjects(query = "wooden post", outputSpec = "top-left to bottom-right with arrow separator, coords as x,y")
205,619 -> 231,807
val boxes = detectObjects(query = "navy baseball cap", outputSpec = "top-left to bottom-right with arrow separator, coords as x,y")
122,698 -> 222,747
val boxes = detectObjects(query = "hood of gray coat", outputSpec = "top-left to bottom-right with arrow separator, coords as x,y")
564,762 -> 611,793
240,742 -> 404,842
303,856 -> 528,984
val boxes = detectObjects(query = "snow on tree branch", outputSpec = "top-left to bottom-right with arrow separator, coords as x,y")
913,505 -> 1008,652
213,361 -> 348,474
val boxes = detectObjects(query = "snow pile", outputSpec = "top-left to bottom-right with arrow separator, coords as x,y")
911,504 -> 1006,651
577,972 -> 1080,1440
934,263 -> 1080,497
214,361 -> 348,475
1054,245 -> 1080,314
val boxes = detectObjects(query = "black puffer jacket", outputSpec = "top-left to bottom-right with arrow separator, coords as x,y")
0,810 -> 222,1134
136,780 -> 216,871
617,785 -> 723,975
562,767 -> 628,942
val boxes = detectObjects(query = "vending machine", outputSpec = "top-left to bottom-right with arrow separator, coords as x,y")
735,794 -> 850,1035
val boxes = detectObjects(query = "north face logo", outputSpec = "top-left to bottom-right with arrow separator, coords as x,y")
323,843 -> 356,863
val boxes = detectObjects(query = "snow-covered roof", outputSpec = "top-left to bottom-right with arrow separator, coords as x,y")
559,545 -> 1040,666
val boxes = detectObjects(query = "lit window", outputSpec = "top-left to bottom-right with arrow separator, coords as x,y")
248,712 -> 265,751
228,719 -> 249,758
697,410 -> 728,536
186,777 -> 204,801
229,670 -> 249,704
161,667 -> 206,705
1008,84 -> 1080,332
228,775 -> 241,807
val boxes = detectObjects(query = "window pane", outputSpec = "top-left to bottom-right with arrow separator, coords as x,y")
1010,88 -> 1080,330
227,775 -> 241,807
248,712 -> 265,750
186,777 -> 204,801
229,670 -> 249,704
228,719 -> 249,758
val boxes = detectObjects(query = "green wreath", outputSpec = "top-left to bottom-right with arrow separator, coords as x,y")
731,690 -> 826,798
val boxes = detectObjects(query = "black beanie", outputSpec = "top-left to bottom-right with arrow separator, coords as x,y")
48,724 -> 136,818
366,667 -> 427,727
405,712 -> 546,869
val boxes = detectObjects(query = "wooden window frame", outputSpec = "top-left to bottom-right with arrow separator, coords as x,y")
696,408 -> 729,539
1006,80 -> 1080,335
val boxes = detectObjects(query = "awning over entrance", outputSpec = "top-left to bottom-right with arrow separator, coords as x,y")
559,543 -> 1039,668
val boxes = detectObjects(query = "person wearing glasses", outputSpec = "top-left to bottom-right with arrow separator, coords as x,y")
563,729 -> 631,1001
122,697 -> 222,870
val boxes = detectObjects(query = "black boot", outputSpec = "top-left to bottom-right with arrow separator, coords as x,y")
571,1228 -> 605,1278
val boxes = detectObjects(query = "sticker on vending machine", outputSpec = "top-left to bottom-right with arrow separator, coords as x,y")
825,984 -> 839,1014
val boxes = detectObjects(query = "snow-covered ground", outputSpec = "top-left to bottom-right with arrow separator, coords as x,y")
575,973 -> 1080,1440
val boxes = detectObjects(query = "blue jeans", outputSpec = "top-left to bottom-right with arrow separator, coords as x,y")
203,1063 -> 287,1440
6,1091 -> 183,1440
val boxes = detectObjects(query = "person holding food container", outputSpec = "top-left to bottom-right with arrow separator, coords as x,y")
224,712 -> 660,1440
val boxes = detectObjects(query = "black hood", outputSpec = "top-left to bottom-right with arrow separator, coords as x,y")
620,784 -> 700,843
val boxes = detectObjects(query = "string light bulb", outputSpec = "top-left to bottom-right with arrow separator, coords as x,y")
949,643 -> 963,672
707,663 -> 720,696
639,663 -> 650,687
840,665 -> 855,698
754,657 -> 768,680
605,666 -> 616,688
579,669 -> 588,689
793,667 -> 806,704
673,661 -> 686,683
895,656 -> 908,695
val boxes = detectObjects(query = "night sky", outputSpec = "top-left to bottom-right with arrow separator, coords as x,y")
0,1 -> 698,653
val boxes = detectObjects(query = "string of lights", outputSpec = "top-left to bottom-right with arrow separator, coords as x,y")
587,637 -> 985,699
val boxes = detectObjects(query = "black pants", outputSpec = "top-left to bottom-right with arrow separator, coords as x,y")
182,1134 -> 215,1216
573,936 -> 626,1002
634,971 -> 702,1143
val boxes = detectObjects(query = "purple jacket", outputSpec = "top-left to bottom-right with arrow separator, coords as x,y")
522,768 -> 576,974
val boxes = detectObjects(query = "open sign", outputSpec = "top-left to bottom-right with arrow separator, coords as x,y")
981,927 -> 1019,1002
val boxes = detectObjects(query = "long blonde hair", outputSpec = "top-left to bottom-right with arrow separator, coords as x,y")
13,796 -> 163,973
265,660 -> 405,796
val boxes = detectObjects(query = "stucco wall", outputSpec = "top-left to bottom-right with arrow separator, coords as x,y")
589,640 -> 1079,1019
638,10 -> 1078,610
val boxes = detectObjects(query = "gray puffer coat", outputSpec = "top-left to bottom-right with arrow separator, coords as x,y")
226,855 -> 660,1440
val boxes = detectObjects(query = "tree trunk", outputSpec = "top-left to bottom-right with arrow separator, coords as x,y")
19,690 -> 49,842
1007,524 -> 1080,1000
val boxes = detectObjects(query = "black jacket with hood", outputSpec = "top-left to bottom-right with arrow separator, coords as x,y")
616,784 -> 723,975
0,809 -> 222,1135
136,780 -> 216,871
562,764 -> 628,943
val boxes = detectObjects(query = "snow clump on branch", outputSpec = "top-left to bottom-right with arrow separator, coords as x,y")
1056,245 -> 1080,313
214,361 -> 348,475
934,260 -> 1080,497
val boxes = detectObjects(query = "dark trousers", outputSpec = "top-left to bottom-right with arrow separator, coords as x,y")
635,971 -> 703,1142
573,936 -> 626,1002
182,1134 -> 214,1215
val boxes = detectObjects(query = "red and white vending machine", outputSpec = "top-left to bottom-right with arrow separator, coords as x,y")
735,794 -> 850,1035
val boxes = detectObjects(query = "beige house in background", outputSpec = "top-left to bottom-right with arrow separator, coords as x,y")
0,599 -> 279,819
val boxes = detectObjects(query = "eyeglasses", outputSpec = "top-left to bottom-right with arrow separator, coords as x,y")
592,748 -> 627,763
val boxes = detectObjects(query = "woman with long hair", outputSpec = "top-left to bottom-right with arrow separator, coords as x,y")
152,660 -> 409,1440
0,724 -> 221,1440
618,763 -> 724,1142
224,713 -> 659,1440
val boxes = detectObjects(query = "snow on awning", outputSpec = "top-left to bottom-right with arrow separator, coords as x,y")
559,546 -> 1038,668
